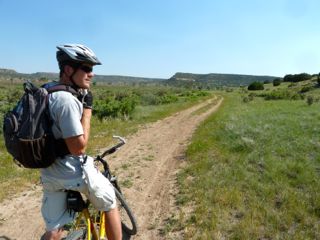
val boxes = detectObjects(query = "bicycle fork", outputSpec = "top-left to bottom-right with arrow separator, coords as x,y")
80,209 -> 107,240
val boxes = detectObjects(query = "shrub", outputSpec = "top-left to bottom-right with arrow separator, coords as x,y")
273,78 -> 281,86
248,82 -> 264,91
283,73 -> 312,82
248,93 -> 255,100
6,89 -> 23,104
140,93 -> 161,105
288,83 -> 297,88
242,93 -> 255,103
242,96 -> 250,103
261,90 -> 304,100
119,97 -> 138,119
160,94 -> 178,104
300,86 -> 312,93
93,96 -> 138,120
307,96 -> 314,105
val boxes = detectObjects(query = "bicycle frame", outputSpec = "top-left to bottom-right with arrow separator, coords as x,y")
73,208 -> 105,240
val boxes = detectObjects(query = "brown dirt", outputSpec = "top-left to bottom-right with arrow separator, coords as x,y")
0,97 -> 223,240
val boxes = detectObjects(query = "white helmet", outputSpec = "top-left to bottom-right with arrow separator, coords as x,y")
56,44 -> 102,66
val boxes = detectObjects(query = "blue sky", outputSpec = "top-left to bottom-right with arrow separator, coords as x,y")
0,0 -> 319,78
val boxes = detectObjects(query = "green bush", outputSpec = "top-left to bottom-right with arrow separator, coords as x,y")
260,90 -> 303,100
242,96 -> 250,103
248,82 -> 264,91
160,94 -> 178,104
307,96 -> 314,105
273,78 -> 281,86
300,86 -> 312,93
140,93 -> 161,105
243,93 -> 255,103
93,96 -> 138,120
288,82 -> 297,88
0,87 -> 24,134
283,73 -> 312,82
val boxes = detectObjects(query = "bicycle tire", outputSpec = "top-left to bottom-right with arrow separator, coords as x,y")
114,187 -> 138,236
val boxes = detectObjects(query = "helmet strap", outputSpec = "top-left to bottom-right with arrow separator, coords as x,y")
61,62 -> 81,90
70,70 -> 79,90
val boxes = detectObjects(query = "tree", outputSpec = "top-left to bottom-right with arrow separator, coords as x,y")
283,73 -> 312,83
248,82 -> 264,91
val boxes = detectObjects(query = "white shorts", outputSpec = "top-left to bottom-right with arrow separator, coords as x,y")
41,157 -> 116,231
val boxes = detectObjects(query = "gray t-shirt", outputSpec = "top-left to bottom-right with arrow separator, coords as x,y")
40,91 -> 84,180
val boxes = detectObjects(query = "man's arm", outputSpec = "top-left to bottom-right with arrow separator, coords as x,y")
64,108 -> 92,155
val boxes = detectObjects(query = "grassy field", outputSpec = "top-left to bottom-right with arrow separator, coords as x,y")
174,89 -> 320,239
0,82 -> 212,201
2,78 -> 320,239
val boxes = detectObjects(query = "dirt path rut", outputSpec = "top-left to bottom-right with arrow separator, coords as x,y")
0,97 -> 223,240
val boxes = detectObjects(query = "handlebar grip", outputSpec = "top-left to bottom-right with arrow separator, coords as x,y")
98,136 -> 126,159
112,135 -> 126,144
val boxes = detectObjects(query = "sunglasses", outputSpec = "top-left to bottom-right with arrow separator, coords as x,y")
79,65 -> 93,73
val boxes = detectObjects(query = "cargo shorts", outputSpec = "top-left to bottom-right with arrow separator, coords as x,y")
41,156 -> 116,231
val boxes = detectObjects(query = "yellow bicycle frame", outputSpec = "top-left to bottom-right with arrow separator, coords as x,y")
74,209 -> 107,240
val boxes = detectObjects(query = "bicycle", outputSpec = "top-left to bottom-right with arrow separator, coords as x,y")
63,136 -> 137,240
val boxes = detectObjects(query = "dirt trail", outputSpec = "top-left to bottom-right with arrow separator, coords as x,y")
0,97 -> 223,240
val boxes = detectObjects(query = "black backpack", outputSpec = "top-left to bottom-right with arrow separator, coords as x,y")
3,81 -> 78,168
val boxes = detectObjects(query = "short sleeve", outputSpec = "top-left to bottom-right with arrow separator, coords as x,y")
48,91 -> 84,139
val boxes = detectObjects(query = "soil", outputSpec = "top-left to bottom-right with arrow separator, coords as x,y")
0,97 -> 223,240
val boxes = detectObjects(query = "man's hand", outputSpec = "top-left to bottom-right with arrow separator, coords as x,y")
83,91 -> 93,109
78,90 -> 93,109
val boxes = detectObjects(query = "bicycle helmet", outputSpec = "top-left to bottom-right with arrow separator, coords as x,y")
56,44 -> 102,66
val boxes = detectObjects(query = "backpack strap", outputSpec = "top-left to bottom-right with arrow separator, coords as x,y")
44,84 -> 80,158
46,84 -> 79,96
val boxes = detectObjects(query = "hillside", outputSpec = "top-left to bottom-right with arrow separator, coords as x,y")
166,72 -> 278,88
0,68 -> 165,83
0,68 -> 279,87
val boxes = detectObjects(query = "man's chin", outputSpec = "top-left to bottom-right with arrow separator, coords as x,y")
80,83 -> 90,89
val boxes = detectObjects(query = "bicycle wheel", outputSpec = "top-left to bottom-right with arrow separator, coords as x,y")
114,187 -> 138,236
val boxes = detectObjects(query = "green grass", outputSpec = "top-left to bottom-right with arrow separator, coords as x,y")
132,96 -> 208,122
191,97 -> 221,116
176,93 -> 320,239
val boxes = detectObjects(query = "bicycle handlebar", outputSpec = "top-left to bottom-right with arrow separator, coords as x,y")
94,136 -> 126,192
94,136 -> 126,172
98,135 -> 126,159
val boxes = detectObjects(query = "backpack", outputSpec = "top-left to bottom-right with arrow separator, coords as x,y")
3,81 -> 78,168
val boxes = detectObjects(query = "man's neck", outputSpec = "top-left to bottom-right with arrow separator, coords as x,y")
59,77 -> 71,85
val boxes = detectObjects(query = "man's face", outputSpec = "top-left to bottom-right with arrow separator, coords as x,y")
72,64 -> 94,89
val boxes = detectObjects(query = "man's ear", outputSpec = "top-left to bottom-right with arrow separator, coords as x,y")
64,65 -> 75,77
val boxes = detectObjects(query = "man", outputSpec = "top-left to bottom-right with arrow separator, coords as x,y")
41,44 -> 122,240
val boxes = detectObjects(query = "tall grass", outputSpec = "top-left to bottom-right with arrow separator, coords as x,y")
177,94 -> 320,239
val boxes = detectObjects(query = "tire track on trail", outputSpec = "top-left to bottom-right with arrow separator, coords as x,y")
0,96 -> 223,240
